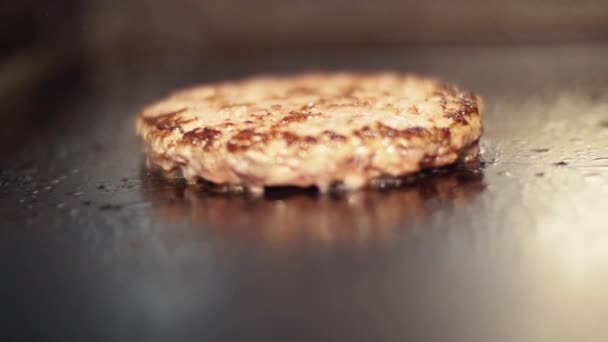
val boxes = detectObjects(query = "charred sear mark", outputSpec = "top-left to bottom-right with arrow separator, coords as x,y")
226,129 -> 269,152
300,135 -> 318,145
183,128 -> 222,151
226,128 -> 321,152
443,96 -> 478,123
281,131 -> 300,145
279,131 -> 318,147
353,125 -> 377,140
322,130 -> 347,142
435,96 -> 448,111
376,123 -> 431,139
431,82 -> 479,124
280,111 -> 321,124
353,123 -> 449,143
143,109 -> 192,132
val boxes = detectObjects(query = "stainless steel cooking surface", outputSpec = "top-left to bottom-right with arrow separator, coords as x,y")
2,44 -> 608,341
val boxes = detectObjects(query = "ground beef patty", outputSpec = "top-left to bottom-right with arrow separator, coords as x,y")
136,72 -> 483,194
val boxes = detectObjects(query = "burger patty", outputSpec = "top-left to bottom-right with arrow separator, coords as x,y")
136,72 -> 483,194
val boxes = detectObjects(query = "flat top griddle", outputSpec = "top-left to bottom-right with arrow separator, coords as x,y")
1,44 -> 608,342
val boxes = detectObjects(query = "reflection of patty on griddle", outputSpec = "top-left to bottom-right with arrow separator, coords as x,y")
140,163 -> 485,247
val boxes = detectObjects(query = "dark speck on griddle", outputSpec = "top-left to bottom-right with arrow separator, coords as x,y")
82,200 -> 92,206
535,172 -> 545,177
99,204 -> 122,211
97,184 -> 106,190
553,161 -> 568,166
530,148 -> 550,153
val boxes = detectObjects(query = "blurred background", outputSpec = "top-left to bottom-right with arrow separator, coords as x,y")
2,0 -> 608,150
3,3 -> 608,341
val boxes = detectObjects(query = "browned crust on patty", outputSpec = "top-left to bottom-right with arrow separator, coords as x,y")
136,72 -> 483,193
